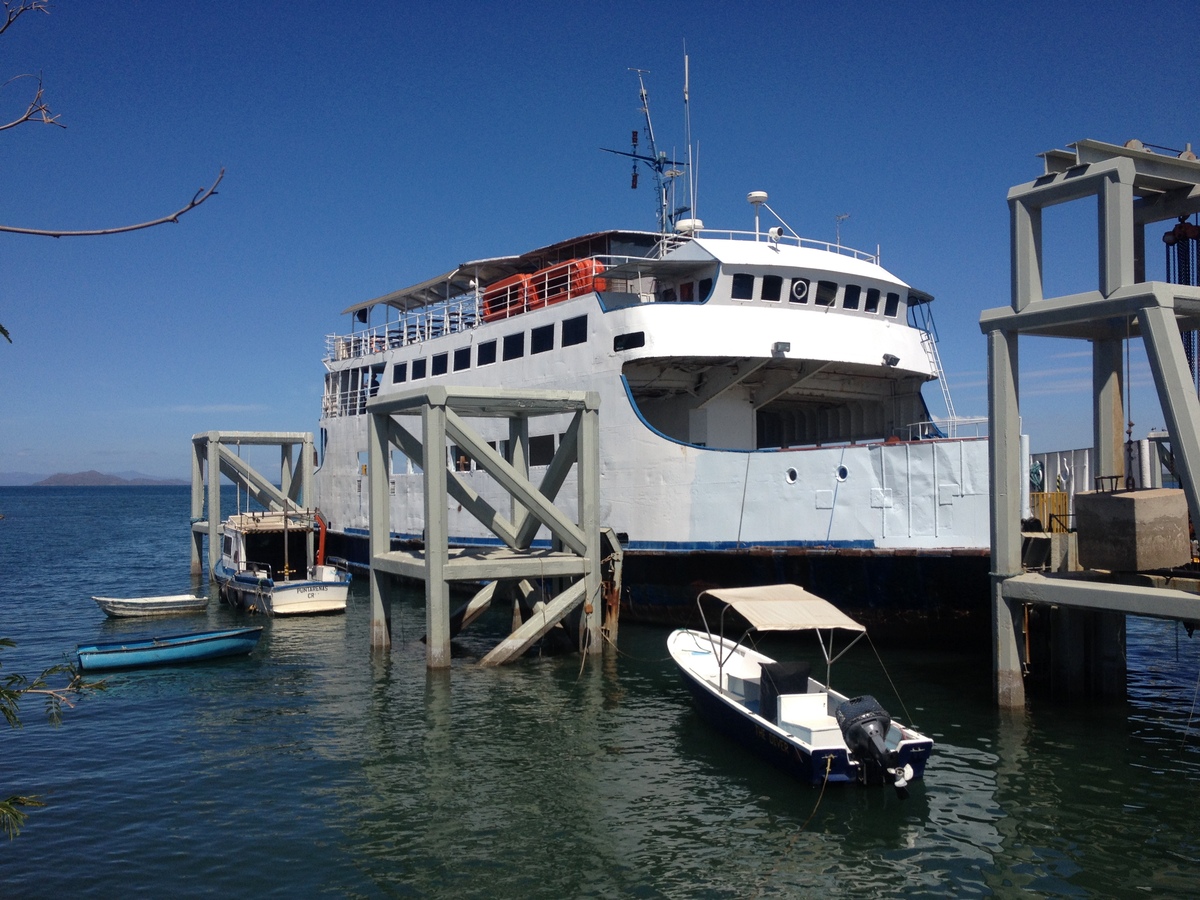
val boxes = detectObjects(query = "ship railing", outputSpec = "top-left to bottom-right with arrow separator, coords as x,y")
326,292 -> 481,362
902,416 -> 988,440
322,385 -> 377,419
675,227 -> 880,264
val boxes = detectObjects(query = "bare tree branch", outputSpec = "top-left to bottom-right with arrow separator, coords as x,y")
0,168 -> 225,237
0,72 -> 63,132
0,1 -> 49,40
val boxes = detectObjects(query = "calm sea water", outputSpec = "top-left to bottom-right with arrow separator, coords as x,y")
2,486 -> 1200,898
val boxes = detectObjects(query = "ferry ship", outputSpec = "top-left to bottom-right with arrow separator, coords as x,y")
314,84 -> 991,634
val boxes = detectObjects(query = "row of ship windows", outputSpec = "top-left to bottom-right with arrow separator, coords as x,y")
393,314 -> 588,383
730,273 -> 903,317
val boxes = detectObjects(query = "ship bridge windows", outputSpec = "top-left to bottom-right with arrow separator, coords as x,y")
562,314 -> 587,346
864,288 -> 880,313
478,339 -> 497,366
531,323 -> 554,354
789,278 -> 810,303
412,358 -> 427,380
503,332 -> 524,360
814,280 -> 838,306
843,284 -> 861,310
392,361 -> 407,383
432,352 -> 449,376
453,347 -> 471,371
884,291 -> 902,317
762,274 -> 783,302
731,273 -> 755,301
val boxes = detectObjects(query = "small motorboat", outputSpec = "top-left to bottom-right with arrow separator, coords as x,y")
668,584 -> 933,797
76,627 -> 263,672
212,509 -> 350,616
91,593 -> 209,618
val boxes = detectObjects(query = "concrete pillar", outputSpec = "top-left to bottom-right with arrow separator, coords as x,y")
190,438 -> 205,576
423,401 -> 451,668
206,432 -> 221,575
1092,338 -> 1125,484
988,329 -> 1026,709
1009,195 -> 1042,312
579,396 -> 602,652
367,409 -> 392,651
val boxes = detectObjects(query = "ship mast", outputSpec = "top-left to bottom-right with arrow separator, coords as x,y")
603,67 -> 691,234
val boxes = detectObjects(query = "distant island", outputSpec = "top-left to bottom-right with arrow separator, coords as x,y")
32,470 -> 189,487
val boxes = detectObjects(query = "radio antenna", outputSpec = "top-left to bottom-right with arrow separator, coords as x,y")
602,67 -> 690,234
684,47 -> 697,225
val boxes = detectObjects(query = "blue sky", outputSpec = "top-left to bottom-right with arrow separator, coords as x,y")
1,1 -> 1196,479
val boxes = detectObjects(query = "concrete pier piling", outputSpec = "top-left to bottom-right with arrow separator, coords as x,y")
981,139 -> 1200,706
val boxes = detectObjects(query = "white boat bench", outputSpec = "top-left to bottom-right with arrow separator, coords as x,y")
777,691 -> 844,747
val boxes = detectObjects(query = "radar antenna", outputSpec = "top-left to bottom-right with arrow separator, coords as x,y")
602,67 -> 690,234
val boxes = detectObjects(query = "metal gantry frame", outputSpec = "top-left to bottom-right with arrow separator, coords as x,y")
190,431 -> 316,577
980,139 -> 1200,708
365,386 -> 604,668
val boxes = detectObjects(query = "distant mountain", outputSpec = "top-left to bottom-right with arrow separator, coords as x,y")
31,470 -> 188,487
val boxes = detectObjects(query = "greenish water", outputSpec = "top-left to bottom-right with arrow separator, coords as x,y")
2,486 -> 1199,897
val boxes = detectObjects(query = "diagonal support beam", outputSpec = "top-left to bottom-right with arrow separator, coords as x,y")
445,580 -> 498,639
1139,302 -> 1200,523
216,444 -> 291,510
444,408 -> 587,554
479,578 -> 587,666
516,411 -> 580,547
388,417 -> 524,549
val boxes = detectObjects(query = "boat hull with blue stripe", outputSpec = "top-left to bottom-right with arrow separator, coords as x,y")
76,627 -> 263,672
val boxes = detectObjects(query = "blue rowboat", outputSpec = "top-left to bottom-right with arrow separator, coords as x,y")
76,627 -> 263,672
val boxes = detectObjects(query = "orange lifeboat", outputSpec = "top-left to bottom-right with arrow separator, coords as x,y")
482,273 -> 538,322
529,258 -> 608,307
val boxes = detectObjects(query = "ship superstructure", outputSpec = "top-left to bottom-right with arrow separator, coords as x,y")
315,213 -> 990,623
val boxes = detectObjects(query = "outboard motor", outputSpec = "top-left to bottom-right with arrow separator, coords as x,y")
835,695 -> 909,799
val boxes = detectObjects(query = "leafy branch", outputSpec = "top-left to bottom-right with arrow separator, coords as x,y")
1,637 -> 106,838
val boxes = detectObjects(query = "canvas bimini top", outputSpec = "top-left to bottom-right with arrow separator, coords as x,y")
697,584 -> 866,633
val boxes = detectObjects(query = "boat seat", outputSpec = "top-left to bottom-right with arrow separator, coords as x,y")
778,692 -> 843,747
726,673 -> 760,704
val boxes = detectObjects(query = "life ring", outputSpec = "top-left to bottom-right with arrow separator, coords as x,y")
791,280 -> 809,301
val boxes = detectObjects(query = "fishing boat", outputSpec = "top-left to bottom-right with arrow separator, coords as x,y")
76,627 -> 263,672
212,509 -> 350,616
313,71 -> 991,627
91,593 -> 208,618
667,584 -> 932,796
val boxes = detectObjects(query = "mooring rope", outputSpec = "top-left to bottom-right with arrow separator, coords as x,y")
866,631 -> 915,727
747,754 -> 834,899
1182,663 -> 1200,754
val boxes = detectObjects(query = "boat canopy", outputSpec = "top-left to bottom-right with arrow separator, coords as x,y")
698,584 -> 866,633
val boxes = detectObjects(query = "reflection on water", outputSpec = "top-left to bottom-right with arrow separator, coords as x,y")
2,487 -> 1200,897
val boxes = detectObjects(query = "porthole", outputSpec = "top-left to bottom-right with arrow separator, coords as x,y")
835,465 -> 849,482
785,468 -> 798,484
